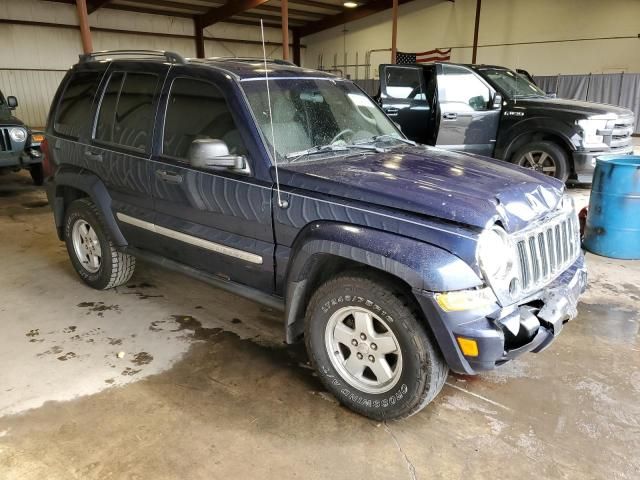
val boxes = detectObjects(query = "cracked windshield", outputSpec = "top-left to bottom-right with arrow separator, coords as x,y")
242,77 -> 407,163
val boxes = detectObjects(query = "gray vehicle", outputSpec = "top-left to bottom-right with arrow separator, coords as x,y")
0,90 -> 44,185
378,63 -> 635,183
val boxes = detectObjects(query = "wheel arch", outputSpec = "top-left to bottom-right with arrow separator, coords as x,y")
49,169 -> 127,246
282,221 -> 483,343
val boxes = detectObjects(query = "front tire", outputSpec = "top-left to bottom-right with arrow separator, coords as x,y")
30,164 -> 44,186
64,198 -> 135,290
512,141 -> 570,182
305,272 -> 448,420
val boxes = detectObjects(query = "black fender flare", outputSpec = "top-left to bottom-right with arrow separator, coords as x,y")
283,221 -> 482,342
495,117 -> 578,161
48,169 -> 127,246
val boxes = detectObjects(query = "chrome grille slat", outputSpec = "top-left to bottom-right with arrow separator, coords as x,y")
514,210 -> 580,294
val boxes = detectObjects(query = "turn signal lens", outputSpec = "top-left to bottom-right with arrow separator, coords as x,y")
456,337 -> 479,357
31,133 -> 45,142
435,288 -> 496,312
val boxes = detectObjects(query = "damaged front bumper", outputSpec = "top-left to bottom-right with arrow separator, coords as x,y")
415,254 -> 587,375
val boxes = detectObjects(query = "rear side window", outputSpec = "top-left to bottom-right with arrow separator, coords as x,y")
94,72 -> 159,152
162,77 -> 246,162
384,67 -> 423,99
54,71 -> 102,139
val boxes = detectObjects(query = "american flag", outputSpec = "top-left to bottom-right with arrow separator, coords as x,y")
396,48 -> 451,64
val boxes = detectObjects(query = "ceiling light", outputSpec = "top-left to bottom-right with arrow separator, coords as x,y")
343,2 -> 358,7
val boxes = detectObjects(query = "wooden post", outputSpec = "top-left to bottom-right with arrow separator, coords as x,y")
292,30 -> 301,66
75,0 -> 93,54
391,0 -> 398,63
194,18 -> 205,58
281,0 -> 289,61
472,0 -> 481,64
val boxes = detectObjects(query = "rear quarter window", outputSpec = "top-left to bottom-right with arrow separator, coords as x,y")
54,71 -> 103,139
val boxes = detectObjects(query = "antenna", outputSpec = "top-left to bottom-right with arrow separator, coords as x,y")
261,19 -> 287,208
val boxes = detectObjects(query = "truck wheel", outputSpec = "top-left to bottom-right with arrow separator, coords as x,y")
30,164 -> 44,186
64,198 -> 135,290
305,272 -> 448,420
513,141 -> 569,182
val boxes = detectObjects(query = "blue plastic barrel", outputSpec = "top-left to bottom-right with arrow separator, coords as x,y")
583,155 -> 640,259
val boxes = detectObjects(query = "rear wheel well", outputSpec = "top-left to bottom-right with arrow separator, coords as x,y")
287,254 -> 422,343
54,185 -> 89,239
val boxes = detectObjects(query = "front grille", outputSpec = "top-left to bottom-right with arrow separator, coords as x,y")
515,211 -> 580,293
605,115 -> 634,151
0,128 -> 13,152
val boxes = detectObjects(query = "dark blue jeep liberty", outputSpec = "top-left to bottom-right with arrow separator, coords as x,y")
44,51 -> 587,420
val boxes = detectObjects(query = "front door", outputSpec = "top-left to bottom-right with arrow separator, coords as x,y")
435,64 -> 501,156
148,72 -> 274,292
378,64 -> 435,144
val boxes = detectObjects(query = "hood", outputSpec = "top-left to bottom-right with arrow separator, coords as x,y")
0,108 -> 25,126
279,146 -> 565,233
514,97 -> 633,118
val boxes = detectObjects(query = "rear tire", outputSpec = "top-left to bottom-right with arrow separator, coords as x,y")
30,164 -> 44,186
64,198 -> 135,290
512,141 -> 569,182
305,272 -> 448,420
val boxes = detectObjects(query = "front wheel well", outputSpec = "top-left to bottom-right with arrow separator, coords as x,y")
285,254 -> 421,343
506,132 -> 574,172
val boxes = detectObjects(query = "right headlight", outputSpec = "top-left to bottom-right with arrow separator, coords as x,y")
477,225 -> 518,297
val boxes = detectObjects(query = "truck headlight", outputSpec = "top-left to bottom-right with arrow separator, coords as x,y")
9,127 -> 27,143
477,225 -> 518,297
477,226 -> 513,280
576,115 -> 616,149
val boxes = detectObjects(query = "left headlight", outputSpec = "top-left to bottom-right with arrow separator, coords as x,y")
477,225 -> 518,297
9,127 -> 27,143
576,114 -> 616,149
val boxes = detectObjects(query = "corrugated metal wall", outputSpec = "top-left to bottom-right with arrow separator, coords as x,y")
0,69 -> 66,128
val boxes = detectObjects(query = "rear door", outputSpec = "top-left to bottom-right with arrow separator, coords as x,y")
89,62 -> 168,248
148,70 -> 274,292
435,64 -> 500,156
379,64 -> 434,144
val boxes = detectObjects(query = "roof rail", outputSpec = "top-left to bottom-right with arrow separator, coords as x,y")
202,56 -> 296,66
79,50 -> 187,64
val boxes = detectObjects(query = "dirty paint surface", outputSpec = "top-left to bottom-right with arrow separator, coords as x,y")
0,173 -> 639,480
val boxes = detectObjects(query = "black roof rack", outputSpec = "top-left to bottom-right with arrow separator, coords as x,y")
201,56 -> 296,66
79,50 -> 187,64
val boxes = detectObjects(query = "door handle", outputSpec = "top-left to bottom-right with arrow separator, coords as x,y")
384,107 -> 399,116
84,150 -> 103,162
442,112 -> 457,120
155,169 -> 183,184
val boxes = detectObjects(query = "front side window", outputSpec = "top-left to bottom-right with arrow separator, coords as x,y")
162,77 -> 246,162
242,78 -> 400,162
94,72 -> 158,152
438,65 -> 492,111
384,67 -> 423,99
54,71 -> 102,139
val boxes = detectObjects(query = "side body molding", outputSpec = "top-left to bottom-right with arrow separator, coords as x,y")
283,222 -> 483,342
49,169 -> 127,246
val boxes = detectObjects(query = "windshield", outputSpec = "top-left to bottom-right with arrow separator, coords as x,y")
479,68 -> 546,98
241,78 -> 402,163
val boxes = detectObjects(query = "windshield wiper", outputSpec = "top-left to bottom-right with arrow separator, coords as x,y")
285,143 -> 383,163
356,134 -> 417,146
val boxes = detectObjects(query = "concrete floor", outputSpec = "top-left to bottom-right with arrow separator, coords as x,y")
0,171 -> 639,480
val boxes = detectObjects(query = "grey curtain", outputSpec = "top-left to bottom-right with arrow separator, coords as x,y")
534,73 -> 639,134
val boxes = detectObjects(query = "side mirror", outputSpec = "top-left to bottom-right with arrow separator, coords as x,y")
492,92 -> 503,109
7,96 -> 18,109
188,139 -> 246,170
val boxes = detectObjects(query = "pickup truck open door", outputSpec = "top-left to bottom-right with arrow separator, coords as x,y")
379,63 -> 502,156
378,64 -> 436,145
